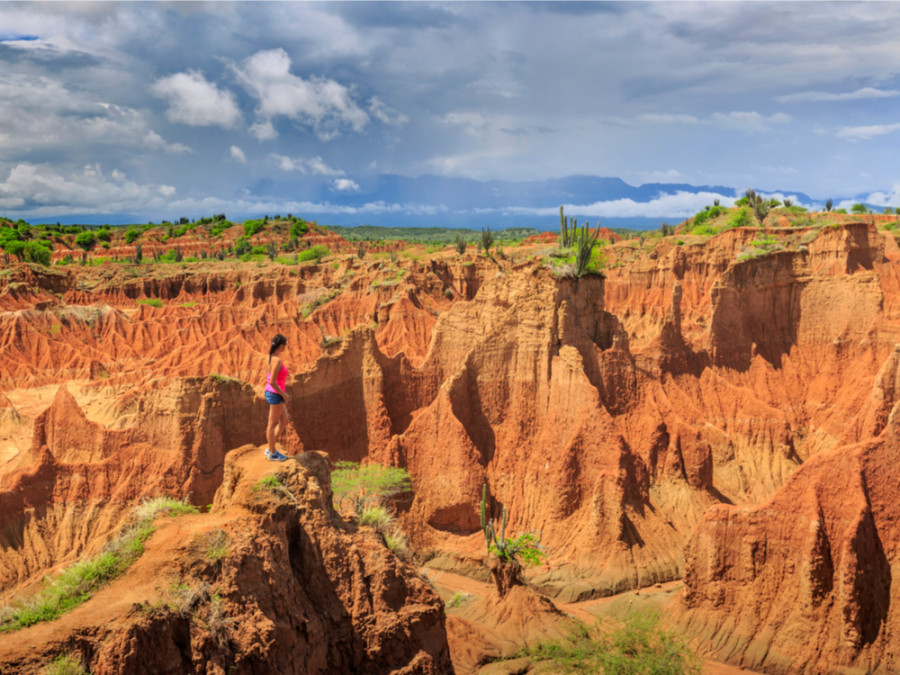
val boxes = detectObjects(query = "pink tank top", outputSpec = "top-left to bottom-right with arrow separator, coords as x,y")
265,361 -> 288,393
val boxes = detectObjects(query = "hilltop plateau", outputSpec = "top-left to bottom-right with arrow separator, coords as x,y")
1,203 -> 899,673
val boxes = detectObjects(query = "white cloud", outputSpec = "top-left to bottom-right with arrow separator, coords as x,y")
230,145 -> 247,164
778,87 -> 900,103
709,111 -> 791,133
269,153 -> 343,176
864,185 -> 900,207
837,122 -> 900,140
639,113 -> 699,124
233,48 -> 369,141
142,130 -> 192,155
0,75 -> 172,154
480,190 -> 740,219
369,96 -> 408,126
333,178 -> 359,192
0,163 -> 176,215
249,120 -> 277,141
151,70 -> 241,128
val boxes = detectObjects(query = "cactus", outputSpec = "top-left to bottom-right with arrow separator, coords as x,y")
560,206 -> 568,248
575,220 -> 601,277
480,483 -> 492,550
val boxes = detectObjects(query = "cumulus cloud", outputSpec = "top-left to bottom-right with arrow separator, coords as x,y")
0,74 -> 177,155
233,48 -> 369,140
142,130 -> 192,155
269,153 -> 344,176
709,111 -> 791,133
333,178 -> 359,191
249,120 -> 277,141
836,122 -> 900,140
229,145 -> 247,164
778,87 -> 900,103
369,96 -> 408,126
0,163 -> 175,215
863,185 -> 900,207
151,70 -> 241,128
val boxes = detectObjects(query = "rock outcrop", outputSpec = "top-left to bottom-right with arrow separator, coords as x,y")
0,446 -> 451,674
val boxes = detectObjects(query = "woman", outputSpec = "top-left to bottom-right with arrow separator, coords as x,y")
264,333 -> 290,461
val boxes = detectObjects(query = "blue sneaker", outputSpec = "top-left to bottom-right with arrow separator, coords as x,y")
266,450 -> 288,461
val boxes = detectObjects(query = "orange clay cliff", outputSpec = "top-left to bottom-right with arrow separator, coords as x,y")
0,215 -> 898,673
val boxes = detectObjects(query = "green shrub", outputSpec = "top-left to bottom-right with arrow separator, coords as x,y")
96,228 -> 111,242
727,206 -> 753,229
137,298 -> 164,308
290,219 -> 309,238
518,611 -> 700,674
45,653 -> 88,675
331,462 -> 412,516
75,231 -> 95,251
297,244 -> 330,263
243,219 -> 265,236
851,203 -> 868,214
360,504 -> 393,531
134,496 -> 198,521
5,240 -> 51,265
125,228 -> 140,244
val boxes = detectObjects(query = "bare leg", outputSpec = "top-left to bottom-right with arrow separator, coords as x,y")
266,403 -> 284,454
274,405 -> 289,452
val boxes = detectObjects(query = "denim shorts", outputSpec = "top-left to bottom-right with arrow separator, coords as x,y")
264,390 -> 285,405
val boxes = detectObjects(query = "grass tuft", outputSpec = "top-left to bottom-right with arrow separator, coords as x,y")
360,504 -> 393,531
45,653 -> 89,675
0,495 -> 196,633
136,298 -> 164,308
517,610 -> 700,674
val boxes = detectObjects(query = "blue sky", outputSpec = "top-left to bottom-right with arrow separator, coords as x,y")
1,1 -> 900,227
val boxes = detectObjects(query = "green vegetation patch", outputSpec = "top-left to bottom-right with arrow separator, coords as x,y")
0,496 -> 196,633
45,653 -> 89,675
297,244 -> 331,263
137,298 -> 164,308
516,611 -> 700,674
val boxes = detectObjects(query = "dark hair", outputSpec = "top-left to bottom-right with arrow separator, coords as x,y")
269,334 -> 287,359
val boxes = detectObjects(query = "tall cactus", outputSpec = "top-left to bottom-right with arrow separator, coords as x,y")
480,483 -> 493,551
479,483 -> 510,559
575,220 -> 601,277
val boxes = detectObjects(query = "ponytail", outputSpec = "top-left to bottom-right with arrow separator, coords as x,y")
269,334 -> 287,359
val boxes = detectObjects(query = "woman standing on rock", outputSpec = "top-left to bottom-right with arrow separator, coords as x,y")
264,333 -> 290,461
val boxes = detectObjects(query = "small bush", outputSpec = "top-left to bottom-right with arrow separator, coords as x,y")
204,530 -> 229,562
297,244 -> 330,263
125,228 -> 140,244
448,592 -> 472,609
134,496 -> 199,521
360,504 -> 393,531
331,462 -> 412,516
243,219 -> 266,237
45,653 -> 88,675
290,219 -> 309,238
137,298 -> 164,308
518,611 -> 700,674
727,206 -> 753,229
75,231 -> 95,251
851,203 -> 868,214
